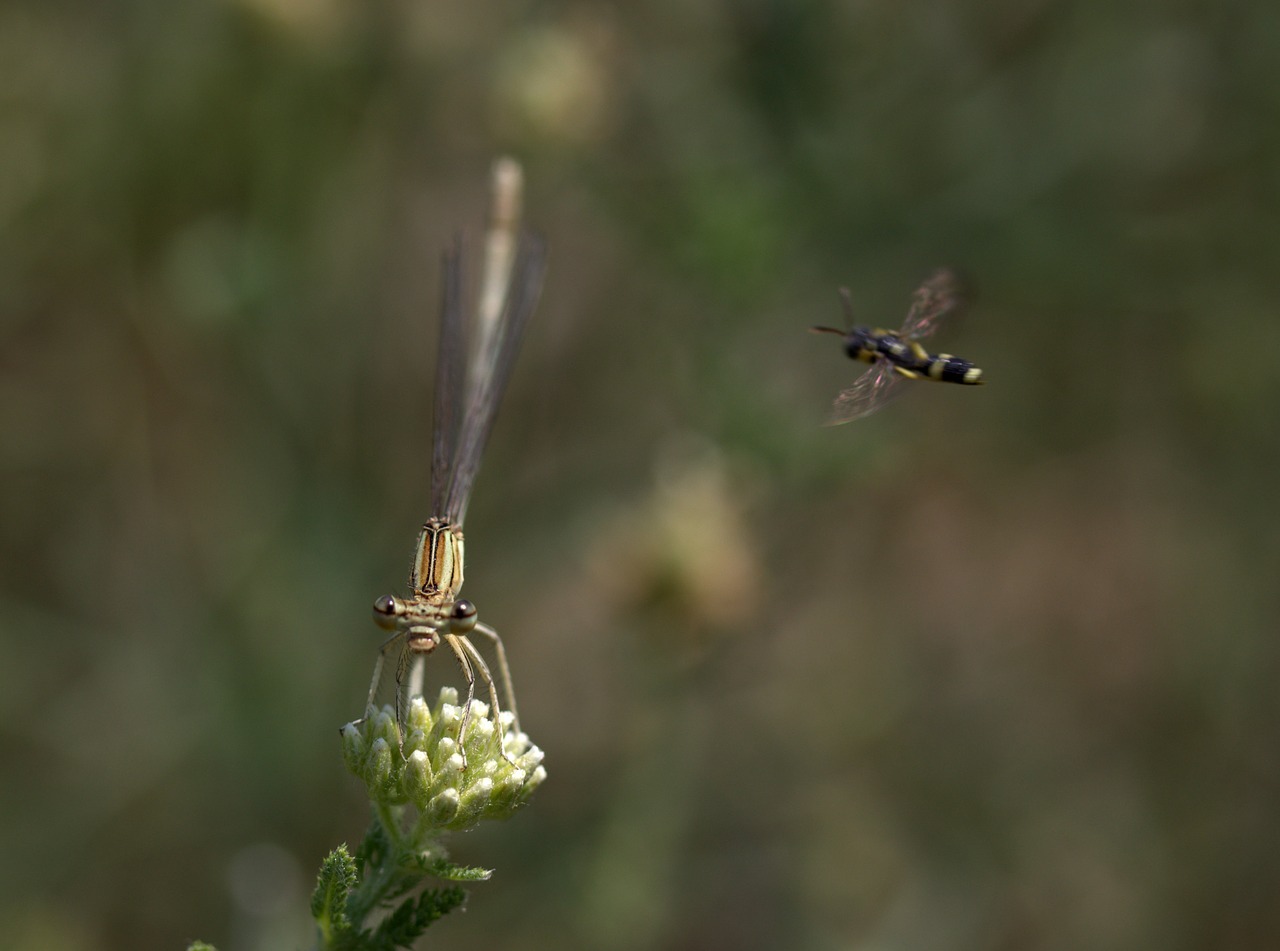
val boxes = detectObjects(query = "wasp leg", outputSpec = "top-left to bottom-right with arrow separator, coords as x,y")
442,633 -> 477,767
457,635 -> 518,764
893,366 -> 922,379
908,341 -> 929,362
473,621 -> 520,737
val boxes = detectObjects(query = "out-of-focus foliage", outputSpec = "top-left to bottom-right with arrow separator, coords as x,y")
3,1 -> 1279,949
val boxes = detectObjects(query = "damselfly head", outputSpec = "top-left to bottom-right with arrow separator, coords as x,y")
373,591 -> 460,632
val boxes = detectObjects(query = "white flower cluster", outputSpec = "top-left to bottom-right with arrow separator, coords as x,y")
342,687 -> 546,832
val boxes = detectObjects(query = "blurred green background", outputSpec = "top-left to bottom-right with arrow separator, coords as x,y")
4,1 -> 1280,949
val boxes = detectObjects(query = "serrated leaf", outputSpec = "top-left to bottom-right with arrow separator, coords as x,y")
312,845 -> 360,944
370,887 -> 467,950
426,857 -> 493,882
354,821 -> 390,875
380,872 -> 425,906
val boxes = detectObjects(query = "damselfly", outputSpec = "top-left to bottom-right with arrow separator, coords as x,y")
366,159 -> 546,759
811,269 -> 984,424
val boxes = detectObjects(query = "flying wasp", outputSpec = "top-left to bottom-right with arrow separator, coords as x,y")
811,268 -> 984,424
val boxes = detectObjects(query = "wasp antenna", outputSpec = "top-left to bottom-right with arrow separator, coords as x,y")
809,325 -> 846,336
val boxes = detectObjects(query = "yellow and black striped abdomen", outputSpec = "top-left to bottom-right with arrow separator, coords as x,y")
925,353 -> 984,385
411,518 -> 465,596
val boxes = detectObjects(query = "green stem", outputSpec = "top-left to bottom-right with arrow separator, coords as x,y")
348,854 -> 397,923
345,806 -> 406,923
409,807 -> 449,846
375,801 -> 403,850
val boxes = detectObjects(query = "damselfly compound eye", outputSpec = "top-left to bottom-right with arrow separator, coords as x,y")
372,595 -> 398,630
450,599 -> 478,633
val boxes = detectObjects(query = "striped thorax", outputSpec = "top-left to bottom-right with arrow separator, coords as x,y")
412,517 -> 465,597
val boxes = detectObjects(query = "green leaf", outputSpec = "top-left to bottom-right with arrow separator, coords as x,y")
423,855 -> 493,882
370,887 -> 467,950
312,845 -> 360,945
354,820 -> 390,875
187,943 -> 218,951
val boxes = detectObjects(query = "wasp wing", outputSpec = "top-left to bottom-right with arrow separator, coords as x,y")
900,268 -> 963,342
826,359 -> 905,425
